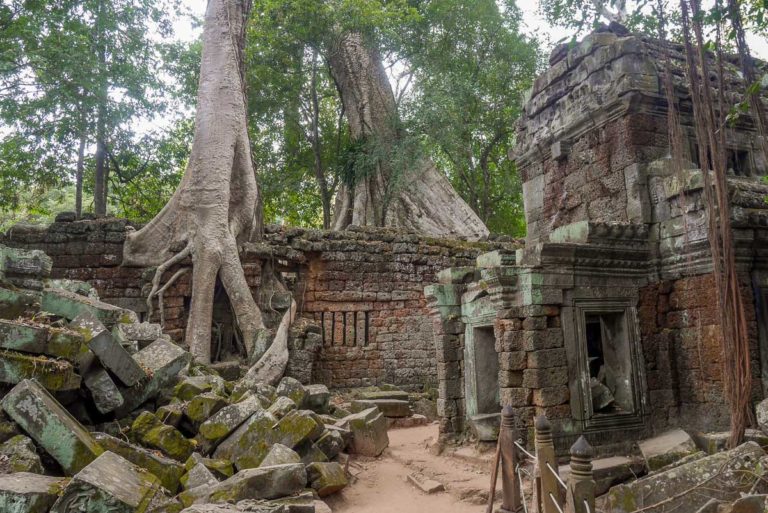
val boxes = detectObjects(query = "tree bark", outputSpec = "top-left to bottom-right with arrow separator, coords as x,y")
327,32 -> 488,240
309,50 -> 332,229
75,129 -> 85,218
123,0 -> 266,364
94,0 -> 108,216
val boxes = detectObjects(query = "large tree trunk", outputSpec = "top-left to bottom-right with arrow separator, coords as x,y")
75,128 -> 85,218
328,32 -> 488,240
123,0 -> 266,364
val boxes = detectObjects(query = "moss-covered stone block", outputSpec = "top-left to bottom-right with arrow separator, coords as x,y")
42,288 -> 137,326
93,432 -> 185,494
307,462 -> 348,497
174,375 -> 226,401
131,411 -> 195,463
214,409 -> 278,470
83,367 -> 124,414
0,349 -> 81,391
1,379 -> 103,475
266,396 -> 296,419
259,443 -> 301,467
0,434 -> 43,473
0,320 -> 86,361
184,392 -> 227,424
208,463 -> 307,503
275,377 -> 306,406
50,451 -> 168,513
198,395 -> 263,448
0,472 -> 67,513
0,287 -> 39,320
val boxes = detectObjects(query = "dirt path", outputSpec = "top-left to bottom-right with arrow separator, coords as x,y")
326,424 -> 503,513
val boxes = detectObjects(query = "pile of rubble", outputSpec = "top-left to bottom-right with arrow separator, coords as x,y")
0,243 -> 391,512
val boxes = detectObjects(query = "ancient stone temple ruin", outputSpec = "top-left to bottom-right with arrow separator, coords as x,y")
426,28 -> 768,451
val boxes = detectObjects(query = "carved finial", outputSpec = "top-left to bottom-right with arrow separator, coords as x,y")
570,436 -> 594,459
535,415 -> 551,432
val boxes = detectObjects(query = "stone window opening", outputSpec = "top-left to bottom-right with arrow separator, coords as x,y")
564,300 -> 647,430
585,313 -> 635,416
691,141 -> 753,176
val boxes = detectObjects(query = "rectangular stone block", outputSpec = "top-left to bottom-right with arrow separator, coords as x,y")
522,367 -> 569,388
0,320 -> 86,361
1,379 -> 103,474
0,349 -> 81,391
93,432 -> 184,494
51,451 -> 167,512
500,387 -> 532,407
522,329 -> 564,351
115,338 -> 192,416
526,348 -> 567,369
0,287 -> 38,318
532,386 -> 569,407
83,367 -> 124,414
0,472 -> 66,513
42,288 -> 137,326
71,311 -> 146,386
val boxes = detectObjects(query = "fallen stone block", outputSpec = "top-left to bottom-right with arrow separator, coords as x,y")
214,409 -> 279,470
307,462 -> 348,497
93,432 -> 185,494
51,451 -> 169,513
71,311 -> 146,386
209,361 -> 241,381
115,322 -> 163,344
260,443 -> 301,467
0,320 -> 86,361
297,441 -> 329,464
0,472 -> 67,513
276,377 -> 306,406
273,410 -> 325,449
560,455 -> 645,496
198,395 -> 263,449
0,245 -> 51,282
83,367 -> 124,414
604,441 -> 766,513
1,379 -> 102,474
304,384 -> 330,413
208,463 -> 307,503
0,287 -> 39,319
337,408 -> 389,457
175,375 -> 226,401
186,453 -> 234,479
693,429 -> 768,455
638,428 -> 698,471
0,349 -> 81,391
316,429 -> 345,460
116,338 -> 192,416
157,402 -> 185,428
0,434 -> 43,473
131,411 -> 196,462
352,399 -> 411,418
359,390 -> 409,401
181,461 -> 219,490
185,392 -> 228,425
267,396 -> 297,419
407,473 -> 445,494
42,287 -> 137,326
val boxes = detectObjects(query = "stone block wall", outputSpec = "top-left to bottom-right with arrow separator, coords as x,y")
2,219 -> 504,392
638,274 -> 762,433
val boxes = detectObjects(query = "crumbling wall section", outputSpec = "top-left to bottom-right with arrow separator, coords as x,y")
2,219 -> 501,391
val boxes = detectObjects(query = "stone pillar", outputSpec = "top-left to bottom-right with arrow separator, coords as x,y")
498,406 -> 523,513
535,415 -> 562,513
566,436 -> 595,513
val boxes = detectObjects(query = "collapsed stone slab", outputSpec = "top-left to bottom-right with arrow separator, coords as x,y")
638,428 -> 699,471
604,441 -> 766,513
1,379 -> 102,474
0,472 -> 66,513
306,462 -> 347,497
0,434 -> 44,474
351,399 -> 411,418
336,407 -> 388,457
131,411 -> 196,462
42,288 -> 137,326
50,451 -> 172,513
0,320 -> 86,361
0,349 -> 81,391
204,464 -> 307,504
93,432 -> 185,494
197,395 -> 263,451
83,367 -> 124,414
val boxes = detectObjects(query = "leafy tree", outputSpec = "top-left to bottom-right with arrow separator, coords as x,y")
405,0 -> 541,236
0,0 -> 180,218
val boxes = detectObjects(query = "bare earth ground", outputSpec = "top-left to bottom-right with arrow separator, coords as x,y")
326,424 -> 509,513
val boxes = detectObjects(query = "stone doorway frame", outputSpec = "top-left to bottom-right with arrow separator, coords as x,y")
463,320 -> 500,419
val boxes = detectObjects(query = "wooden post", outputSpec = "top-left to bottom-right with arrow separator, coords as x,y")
566,436 -> 595,513
535,415 -> 561,513
498,406 -> 523,513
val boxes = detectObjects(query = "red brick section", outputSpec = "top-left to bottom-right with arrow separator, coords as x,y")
638,273 -> 762,433
3,220 -> 503,391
